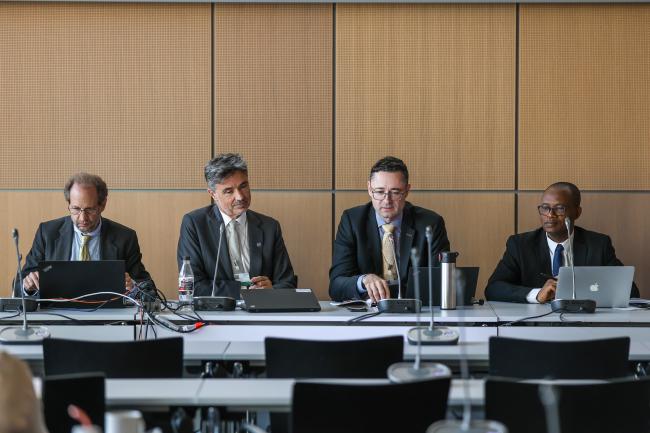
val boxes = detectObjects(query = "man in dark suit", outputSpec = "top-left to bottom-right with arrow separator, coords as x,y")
177,153 -> 296,299
20,173 -> 153,296
329,156 -> 450,302
486,182 -> 639,303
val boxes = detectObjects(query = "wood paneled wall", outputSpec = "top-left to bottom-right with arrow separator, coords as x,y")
1,3 -> 649,299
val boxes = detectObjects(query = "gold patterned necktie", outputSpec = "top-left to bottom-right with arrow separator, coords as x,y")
227,220 -> 245,274
79,235 -> 91,261
382,223 -> 397,281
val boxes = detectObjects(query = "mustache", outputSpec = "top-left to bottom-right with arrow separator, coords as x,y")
233,200 -> 248,206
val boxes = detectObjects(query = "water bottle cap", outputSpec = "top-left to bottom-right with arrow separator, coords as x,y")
183,256 -> 190,260
439,251 -> 459,263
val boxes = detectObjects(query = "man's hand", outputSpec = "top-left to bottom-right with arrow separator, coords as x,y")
23,271 -> 39,293
362,274 -> 390,303
537,279 -> 557,303
251,276 -> 272,289
125,273 -> 133,292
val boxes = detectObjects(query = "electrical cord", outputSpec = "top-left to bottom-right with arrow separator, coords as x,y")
500,310 -> 557,326
346,311 -> 382,324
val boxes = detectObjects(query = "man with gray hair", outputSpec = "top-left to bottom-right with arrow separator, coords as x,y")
20,172 -> 153,295
177,153 -> 296,298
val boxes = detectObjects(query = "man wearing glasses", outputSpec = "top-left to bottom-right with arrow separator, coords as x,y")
486,182 -> 638,303
329,156 -> 450,302
20,172 -> 153,295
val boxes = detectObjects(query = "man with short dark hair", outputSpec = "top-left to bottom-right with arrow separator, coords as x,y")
21,172 -> 153,295
486,182 -> 639,303
329,156 -> 450,302
177,153 -> 296,298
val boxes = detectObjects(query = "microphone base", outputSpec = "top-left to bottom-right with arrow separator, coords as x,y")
551,298 -> 596,314
0,325 -> 50,345
407,326 -> 459,345
427,420 -> 508,433
193,296 -> 236,311
387,361 -> 451,383
377,298 -> 421,314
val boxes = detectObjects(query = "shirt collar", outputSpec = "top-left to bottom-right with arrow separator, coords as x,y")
73,218 -> 102,238
546,232 -> 572,253
215,206 -> 247,227
375,211 -> 402,230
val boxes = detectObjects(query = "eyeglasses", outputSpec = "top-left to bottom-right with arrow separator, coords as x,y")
371,190 -> 406,201
537,204 -> 567,216
68,206 -> 100,216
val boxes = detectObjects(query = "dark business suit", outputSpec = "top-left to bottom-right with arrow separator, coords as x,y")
329,202 -> 450,302
177,205 -> 297,298
485,226 -> 639,303
19,216 -> 153,296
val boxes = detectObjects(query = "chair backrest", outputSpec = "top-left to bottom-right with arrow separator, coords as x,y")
485,376 -> 650,433
43,337 -> 183,378
292,378 -> 450,433
42,373 -> 105,433
265,336 -> 404,379
489,336 -> 631,379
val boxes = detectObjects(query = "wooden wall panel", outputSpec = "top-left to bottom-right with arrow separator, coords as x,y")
0,3 -> 211,189
336,4 -> 515,190
251,192 -> 331,299
0,191 -> 209,299
519,4 -> 650,190
215,4 -> 332,190
335,192 -> 514,298
518,192 -> 650,298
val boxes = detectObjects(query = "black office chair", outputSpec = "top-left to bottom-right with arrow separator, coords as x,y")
485,376 -> 650,433
43,337 -> 184,378
291,378 -> 450,433
265,336 -> 403,433
489,336 -> 631,379
265,335 -> 404,379
42,373 -> 105,433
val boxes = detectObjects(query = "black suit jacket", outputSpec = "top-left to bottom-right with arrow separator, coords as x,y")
485,226 -> 639,303
177,206 -> 297,298
329,202 -> 450,301
19,216 -> 153,296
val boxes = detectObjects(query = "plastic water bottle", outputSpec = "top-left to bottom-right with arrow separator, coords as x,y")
178,256 -> 194,308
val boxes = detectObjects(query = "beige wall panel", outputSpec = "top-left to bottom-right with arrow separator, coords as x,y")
518,192 -> 650,298
251,192 -> 331,300
334,192 -> 514,298
0,3 -> 211,189
336,4 -> 515,190
519,5 -> 650,190
215,4 -> 332,190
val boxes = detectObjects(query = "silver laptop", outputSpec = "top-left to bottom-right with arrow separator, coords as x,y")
556,266 -> 635,308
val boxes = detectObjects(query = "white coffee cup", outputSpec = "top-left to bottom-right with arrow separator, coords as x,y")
105,410 -> 145,433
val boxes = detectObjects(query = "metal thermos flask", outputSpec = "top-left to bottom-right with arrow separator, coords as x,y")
440,251 -> 459,310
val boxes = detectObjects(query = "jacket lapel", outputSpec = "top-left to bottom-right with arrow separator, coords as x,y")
247,211 -> 263,278
365,207 -> 382,275
536,229 -> 552,276
53,219 -> 74,260
571,227 -> 588,266
398,207 -> 415,281
99,219 -> 118,260
209,208 -> 234,280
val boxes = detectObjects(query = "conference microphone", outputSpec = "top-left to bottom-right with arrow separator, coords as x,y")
407,226 -> 459,345
388,248 -> 452,383
194,222 -> 236,311
377,230 -> 420,314
551,216 -> 596,313
0,229 -> 50,344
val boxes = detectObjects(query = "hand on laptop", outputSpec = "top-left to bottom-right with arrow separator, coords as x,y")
362,274 -> 390,304
125,273 -> 133,292
537,279 -> 557,303
250,275 -> 272,289
23,271 -> 39,293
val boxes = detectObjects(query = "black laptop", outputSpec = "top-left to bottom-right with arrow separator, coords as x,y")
38,260 -> 127,308
241,288 -> 321,313
405,267 -> 479,306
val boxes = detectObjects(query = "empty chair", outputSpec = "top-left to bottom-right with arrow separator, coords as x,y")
42,373 -> 105,433
43,337 -> 183,378
489,336 -> 631,379
485,376 -> 650,433
292,378 -> 450,433
265,335 -> 404,379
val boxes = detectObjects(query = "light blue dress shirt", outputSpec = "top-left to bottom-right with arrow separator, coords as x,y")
70,219 -> 102,261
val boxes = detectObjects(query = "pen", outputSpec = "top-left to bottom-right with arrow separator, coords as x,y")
539,272 -> 557,281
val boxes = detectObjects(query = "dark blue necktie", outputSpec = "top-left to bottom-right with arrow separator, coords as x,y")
552,244 -> 564,277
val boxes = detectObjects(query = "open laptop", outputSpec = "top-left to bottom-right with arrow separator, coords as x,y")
556,266 -> 635,308
240,288 -> 321,313
405,267 -> 479,306
38,260 -> 127,308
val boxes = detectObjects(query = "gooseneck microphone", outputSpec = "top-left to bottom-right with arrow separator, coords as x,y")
390,231 -> 402,299
565,217 -> 577,300
193,222 -> 236,311
0,229 -> 50,344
